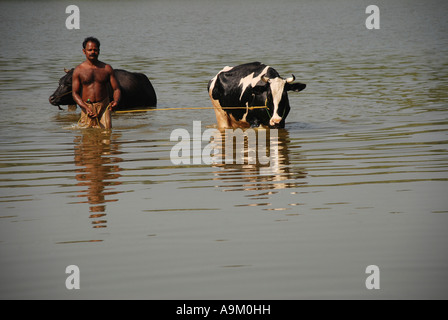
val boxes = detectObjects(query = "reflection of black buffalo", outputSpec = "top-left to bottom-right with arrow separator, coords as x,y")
49,68 -> 157,110
208,62 -> 306,129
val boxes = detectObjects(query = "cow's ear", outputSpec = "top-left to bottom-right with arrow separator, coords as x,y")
285,82 -> 306,92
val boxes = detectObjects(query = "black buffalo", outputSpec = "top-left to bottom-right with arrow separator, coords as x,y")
208,62 -> 306,129
49,68 -> 157,110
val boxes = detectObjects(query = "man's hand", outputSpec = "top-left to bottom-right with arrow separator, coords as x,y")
110,101 -> 118,110
87,107 -> 97,118
83,103 -> 97,118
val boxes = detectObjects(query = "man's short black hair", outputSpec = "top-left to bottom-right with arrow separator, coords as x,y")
82,37 -> 100,49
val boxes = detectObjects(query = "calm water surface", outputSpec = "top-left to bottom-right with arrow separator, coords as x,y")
1,0 -> 448,299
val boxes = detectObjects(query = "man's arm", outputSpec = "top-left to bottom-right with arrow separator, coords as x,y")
72,67 -> 95,117
107,65 -> 121,109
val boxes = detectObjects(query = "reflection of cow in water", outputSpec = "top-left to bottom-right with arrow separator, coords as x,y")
208,62 -> 306,129
49,68 -> 157,111
211,129 -> 307,192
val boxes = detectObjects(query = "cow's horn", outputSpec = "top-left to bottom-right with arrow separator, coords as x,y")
64,68 -> 70,73
286,74 -> 295,83
261,76 -> 270,83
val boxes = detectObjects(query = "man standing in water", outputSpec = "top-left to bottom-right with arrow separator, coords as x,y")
72,37 -> 121,129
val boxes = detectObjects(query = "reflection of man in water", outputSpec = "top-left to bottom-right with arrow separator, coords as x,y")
74,130 -> 122,228
72,37 -> 121,129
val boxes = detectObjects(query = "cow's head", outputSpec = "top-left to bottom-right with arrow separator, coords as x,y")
49,68 -> 76,108
258,74 -> 306,126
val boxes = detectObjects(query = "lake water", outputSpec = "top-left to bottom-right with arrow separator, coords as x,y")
0,0 -> 447,300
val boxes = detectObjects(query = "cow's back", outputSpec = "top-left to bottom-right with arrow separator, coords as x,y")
114,69 -> 157,109
211,62 -> 274,106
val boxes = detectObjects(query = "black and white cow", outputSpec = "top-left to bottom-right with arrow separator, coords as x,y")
208,62 -> 306,129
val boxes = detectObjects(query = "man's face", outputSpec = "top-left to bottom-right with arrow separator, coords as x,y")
83,41 -> 99,62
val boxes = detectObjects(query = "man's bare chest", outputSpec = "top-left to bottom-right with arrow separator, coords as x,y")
80,69 -> 109,85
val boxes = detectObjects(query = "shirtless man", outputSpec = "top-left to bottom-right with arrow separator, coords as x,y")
72,37 -> 121,129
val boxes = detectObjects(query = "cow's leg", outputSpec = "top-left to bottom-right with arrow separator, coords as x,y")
241,102 -> 249,122
227,102 -> 250,129
214,104 -> 231,129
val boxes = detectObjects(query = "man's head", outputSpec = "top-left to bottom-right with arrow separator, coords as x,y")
82,37 -> 100,62
82,36 -> 100,49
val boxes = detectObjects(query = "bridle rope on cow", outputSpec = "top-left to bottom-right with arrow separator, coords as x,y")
56,93 -> 279,118
52,90 -> 73,100
113,103 -> 269,114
